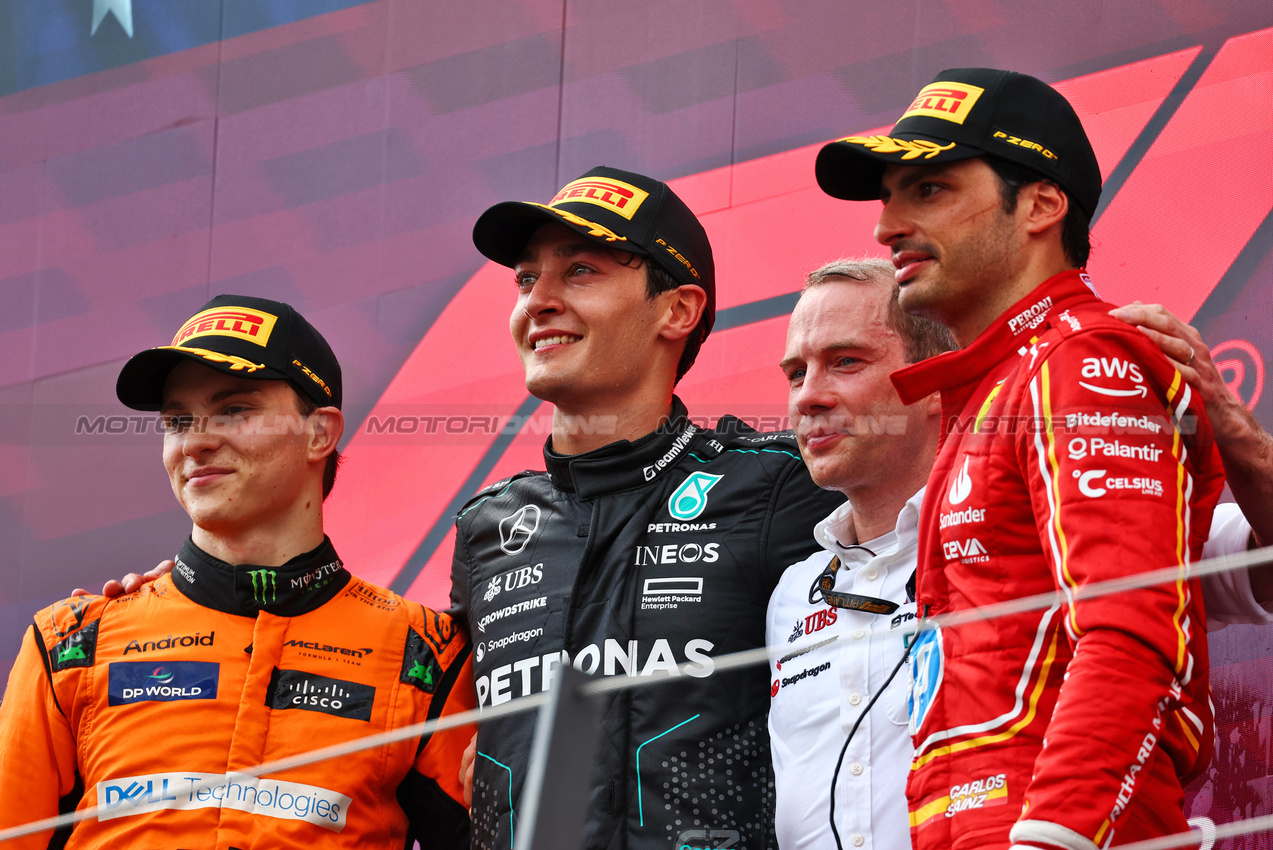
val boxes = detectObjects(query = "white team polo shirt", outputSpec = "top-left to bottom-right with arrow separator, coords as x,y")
767,489 -> 924,850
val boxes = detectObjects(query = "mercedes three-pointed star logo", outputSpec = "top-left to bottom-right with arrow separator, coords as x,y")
498,505 -> 542,555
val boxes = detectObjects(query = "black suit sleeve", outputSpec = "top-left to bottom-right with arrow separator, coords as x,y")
761,457 -> 846,588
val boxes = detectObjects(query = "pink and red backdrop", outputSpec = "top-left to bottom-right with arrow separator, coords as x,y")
2,1 -> 1270,839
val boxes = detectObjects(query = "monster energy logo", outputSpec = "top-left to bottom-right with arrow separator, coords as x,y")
248,569 -> 278,604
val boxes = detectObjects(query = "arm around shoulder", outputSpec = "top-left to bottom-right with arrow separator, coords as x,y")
0,624 -> 82,848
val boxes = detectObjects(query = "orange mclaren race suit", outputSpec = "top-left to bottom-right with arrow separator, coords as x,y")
0,536 -> 474,849
891,270 -> 1224,850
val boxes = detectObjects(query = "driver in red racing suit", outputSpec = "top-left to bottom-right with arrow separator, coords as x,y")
815,68 -> 1224,850
892,269 -> 1222,849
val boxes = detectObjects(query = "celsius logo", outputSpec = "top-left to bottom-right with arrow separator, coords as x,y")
948,457 -> 972,505
499,505 -> 541,555
668,472 -> 722,521
148,668 -> 174,684
1076,469 -> 1107,497
1074,469 -> 1162,498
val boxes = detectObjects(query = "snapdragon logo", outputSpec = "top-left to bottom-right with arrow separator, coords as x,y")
97,772 -> 352,832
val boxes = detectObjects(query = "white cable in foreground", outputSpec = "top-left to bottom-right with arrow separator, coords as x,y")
1117,813 -> 1273,850
0,693 -> 546,844
1,545 -> 1270,843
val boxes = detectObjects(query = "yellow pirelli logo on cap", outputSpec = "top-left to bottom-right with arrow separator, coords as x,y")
172,307 -> 278,348
550,177 -> 649,220
900,81 -> 985,125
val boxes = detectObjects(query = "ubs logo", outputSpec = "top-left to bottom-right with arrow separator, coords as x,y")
499,505 -> 541,555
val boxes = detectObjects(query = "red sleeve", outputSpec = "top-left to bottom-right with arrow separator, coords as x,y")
1011,328 -> 1218,849
0,624 -> 82,849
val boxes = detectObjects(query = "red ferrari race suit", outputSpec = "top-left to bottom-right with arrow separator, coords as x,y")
0,537 -> 474,850
891,270 -> 1224,850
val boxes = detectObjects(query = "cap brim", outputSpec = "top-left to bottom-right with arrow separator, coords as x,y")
815,134 -> 982,201
472,201 -> 644,267
116,346 -> 290,411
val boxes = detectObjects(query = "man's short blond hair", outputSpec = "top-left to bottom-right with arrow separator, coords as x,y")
802,258 -> 957,364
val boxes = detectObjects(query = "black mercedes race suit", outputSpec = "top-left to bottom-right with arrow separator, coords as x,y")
451,400 -> 844,850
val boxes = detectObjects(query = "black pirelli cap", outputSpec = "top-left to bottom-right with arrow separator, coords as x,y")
116,294 -> 342,411
472,165 -> 716,337
816,68 -> 1102,216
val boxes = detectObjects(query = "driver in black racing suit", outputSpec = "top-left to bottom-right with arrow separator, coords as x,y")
454,166 -> 844,850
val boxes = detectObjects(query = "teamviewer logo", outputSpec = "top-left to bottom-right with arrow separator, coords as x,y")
498,505 -> 541,555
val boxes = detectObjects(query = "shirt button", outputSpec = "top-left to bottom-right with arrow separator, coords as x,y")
852,834 -> 865,847
852,628 -> 866,640
848,692 -> 862,706
864,570 -> 878,581
850,763 -> 864,775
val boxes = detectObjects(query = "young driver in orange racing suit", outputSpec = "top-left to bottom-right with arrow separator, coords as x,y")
816,69 -> 1224,850
0,296 -> 474,850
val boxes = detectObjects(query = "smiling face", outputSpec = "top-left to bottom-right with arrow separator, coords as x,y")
781,276 -> 934,494
874,157 -> 1026,342
510,222 -> 673,411
161,361 -> 323,536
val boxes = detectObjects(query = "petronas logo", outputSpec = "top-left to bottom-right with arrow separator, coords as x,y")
248,569 -> 278,604
668,472 -> 723,521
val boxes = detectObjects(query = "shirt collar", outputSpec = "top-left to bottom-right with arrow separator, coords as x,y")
542,397 -> 714,498
171,536 -> 351,617
814,486 -> 926,555
891,269 -> 1100,404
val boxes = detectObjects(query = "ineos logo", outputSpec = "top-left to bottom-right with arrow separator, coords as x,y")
1211,339 -> 1264,411
498,505 -> 541,555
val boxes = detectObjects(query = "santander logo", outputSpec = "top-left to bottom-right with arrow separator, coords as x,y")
948,458 -> 973,506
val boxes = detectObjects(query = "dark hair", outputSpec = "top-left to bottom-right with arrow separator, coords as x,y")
982,155 -> 1092,268
293,389 -> 342,500
803,258 -> 957,364
624,255 -> 707,384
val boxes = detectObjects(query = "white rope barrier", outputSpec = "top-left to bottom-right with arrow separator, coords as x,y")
2,544 -> 1271,844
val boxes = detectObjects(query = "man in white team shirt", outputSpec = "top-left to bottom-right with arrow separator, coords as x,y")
767,258 -> 1273,850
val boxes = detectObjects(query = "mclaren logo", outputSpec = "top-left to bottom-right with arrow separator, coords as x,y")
499,505 -> 542,555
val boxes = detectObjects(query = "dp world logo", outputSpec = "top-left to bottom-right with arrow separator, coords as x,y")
668,472 -> 723,521
499,505 -> 541,555
148,668 -> 175,685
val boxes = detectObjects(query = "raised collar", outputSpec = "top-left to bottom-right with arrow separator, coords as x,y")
542,397 -> 711,499
172,536 -> 351,617
814,486 -> 926,556
891,269 -> 1100,404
